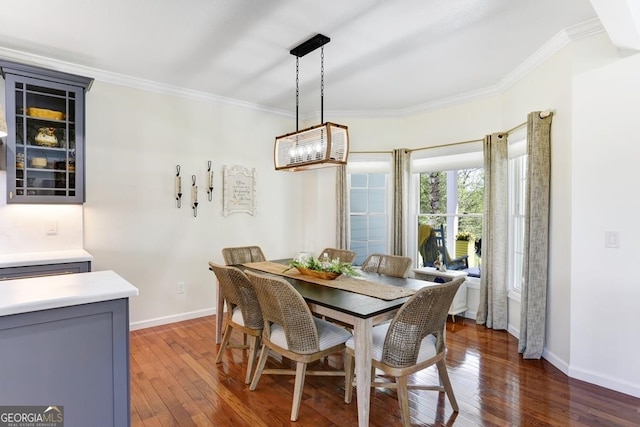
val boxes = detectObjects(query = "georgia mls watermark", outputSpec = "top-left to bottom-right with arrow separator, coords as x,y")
0,406 -> 63,427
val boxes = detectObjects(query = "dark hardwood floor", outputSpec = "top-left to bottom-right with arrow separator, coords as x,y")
130,316 -> 640,426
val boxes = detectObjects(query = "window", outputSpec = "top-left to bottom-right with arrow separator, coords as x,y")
417,169 -> 483,270
508,129 -> 527,292
347,153 -> 392,265
349,172 -> 389,265
412,141 -> 484,272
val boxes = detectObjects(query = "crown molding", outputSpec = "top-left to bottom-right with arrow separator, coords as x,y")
0,18 -> 604,120
393,18 -> 606,116
0,46 -> 293,118
498,18 -> 604,93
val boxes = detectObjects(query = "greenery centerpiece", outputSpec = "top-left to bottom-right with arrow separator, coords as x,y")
285,256 -> 360,280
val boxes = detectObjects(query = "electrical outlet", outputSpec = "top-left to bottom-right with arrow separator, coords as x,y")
176,282 -> 185,294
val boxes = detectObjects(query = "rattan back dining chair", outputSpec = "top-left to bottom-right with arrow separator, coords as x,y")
221,246 -> 266,265
361,253 -> 413,278
209,262 -> 264,384
319,248 -> 357,264
245,271 -> 352,422
344,277 -> 465,426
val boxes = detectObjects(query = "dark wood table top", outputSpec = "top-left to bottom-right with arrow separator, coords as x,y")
241,259 -> 435,320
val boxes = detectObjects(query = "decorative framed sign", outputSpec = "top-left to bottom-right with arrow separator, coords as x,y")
223,165 -> 256,216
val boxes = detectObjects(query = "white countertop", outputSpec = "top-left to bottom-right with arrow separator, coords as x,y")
0,249 -> 93,268
0,270 -> 138,316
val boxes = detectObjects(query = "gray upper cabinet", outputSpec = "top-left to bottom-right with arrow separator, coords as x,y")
1,61 -> 93,204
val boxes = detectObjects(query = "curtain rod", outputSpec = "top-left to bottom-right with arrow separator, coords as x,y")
505,109 -> 554,135
349,149 -> 394,154
408,138 -> 483,153
351,109 -> 554,155
506,121 -> 526,135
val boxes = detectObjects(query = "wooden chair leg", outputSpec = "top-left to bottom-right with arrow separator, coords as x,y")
396,375 -> 411,427
436,359 -> 459,412
344,352 -> 354,404
245,335 -> 259,384
215,323 -> 232,363
249,344 -> 270,391
290,361 -> 308,421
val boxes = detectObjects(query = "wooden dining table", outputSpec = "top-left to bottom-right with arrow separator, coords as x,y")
214,259 -> 437,427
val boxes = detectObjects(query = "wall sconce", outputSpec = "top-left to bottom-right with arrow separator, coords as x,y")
206,160 -> 214,201
175,165 -> 182,208
191,175 -> 198,217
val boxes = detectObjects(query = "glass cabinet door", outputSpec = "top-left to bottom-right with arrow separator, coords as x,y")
13,79 -> 81,200
1,61 -> 92,204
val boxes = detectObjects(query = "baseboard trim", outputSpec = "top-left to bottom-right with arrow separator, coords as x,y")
568,364 -> 640,398
130,308 -> 215,331
541,348 -> 569,375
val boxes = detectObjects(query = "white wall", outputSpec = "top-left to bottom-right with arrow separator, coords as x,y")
0,198 -> 84,253
81,81 -> 313,327
571,51 -> 640,398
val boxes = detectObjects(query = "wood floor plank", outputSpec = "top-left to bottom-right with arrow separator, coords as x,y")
130,315 -> 640,426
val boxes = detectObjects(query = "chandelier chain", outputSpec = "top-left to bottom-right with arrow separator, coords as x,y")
321,46 -> 324,123
296,56 -> 299,131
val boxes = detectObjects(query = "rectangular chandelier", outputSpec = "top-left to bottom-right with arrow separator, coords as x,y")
274,122 -> 349,171
274,34 -> 349,171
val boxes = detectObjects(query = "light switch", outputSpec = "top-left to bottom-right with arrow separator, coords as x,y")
45,220 -> 58,235
605,231 -> 619,248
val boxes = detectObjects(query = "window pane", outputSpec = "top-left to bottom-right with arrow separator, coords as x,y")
368,189 -> 386,213
509,154 -> 527,292
350,216 -> 367,240
350,189 -> 368,213
368,216 -> 386,240
420,172 -> 447,214
368,242 -> 387,254
351,174 -> 368,188
457,168 -> 484,214
349,241 -> 368,265
369,173 -> 386,187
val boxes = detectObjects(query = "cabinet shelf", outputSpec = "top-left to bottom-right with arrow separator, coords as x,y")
19,115 -> 74,125
20,168 -> 76,173
16,143 -> 74,153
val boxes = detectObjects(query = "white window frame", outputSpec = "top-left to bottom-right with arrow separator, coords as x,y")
347,153 -> 393,265
508,128 -> 527,298
410,141 -> 484,268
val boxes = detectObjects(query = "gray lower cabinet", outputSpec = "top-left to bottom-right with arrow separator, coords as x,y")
0,298 -> 131,427
0,261 -> 91,280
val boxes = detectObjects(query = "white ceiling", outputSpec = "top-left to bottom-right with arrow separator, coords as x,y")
0,0 -> 631,117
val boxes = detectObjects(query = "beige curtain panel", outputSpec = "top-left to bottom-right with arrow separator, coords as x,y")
335,165 -> 349,250
392,149 -> 411,256
476,133 -> 509,330
518,111 -> 553,359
